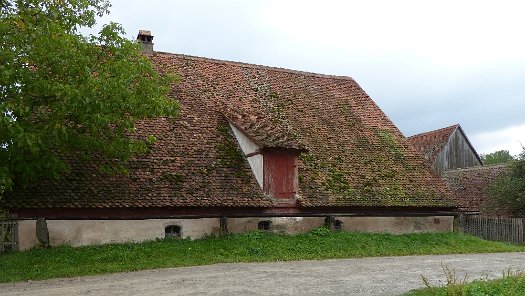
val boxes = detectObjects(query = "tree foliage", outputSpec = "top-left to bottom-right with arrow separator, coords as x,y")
480,150 -> 515,165
489,148 -> 525,216
0,0 -> 179,195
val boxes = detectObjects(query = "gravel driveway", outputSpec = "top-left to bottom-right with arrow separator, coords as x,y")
2,252 -> 525,296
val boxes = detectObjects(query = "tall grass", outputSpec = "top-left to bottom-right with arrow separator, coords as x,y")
405,269 -> 525,296
1,229 -> 524,283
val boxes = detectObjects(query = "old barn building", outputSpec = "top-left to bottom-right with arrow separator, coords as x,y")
2,32 -> 456,249
407,124 -> 482,176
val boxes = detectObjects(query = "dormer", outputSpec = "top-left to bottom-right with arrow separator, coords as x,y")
228,122 -> 304,200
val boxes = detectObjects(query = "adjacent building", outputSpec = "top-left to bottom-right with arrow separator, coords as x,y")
407,124 -> 482,176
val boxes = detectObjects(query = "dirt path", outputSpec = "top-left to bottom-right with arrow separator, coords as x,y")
2,252 -> 525,296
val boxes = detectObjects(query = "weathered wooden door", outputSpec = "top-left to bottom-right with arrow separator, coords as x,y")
263,153 -> 297,198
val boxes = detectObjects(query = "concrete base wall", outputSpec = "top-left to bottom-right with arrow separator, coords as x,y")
17,218 -> 220,250
229,217 -> 326,234
337,216 -> 453,234
18,220 -> 38,251
16,216 -> 453,250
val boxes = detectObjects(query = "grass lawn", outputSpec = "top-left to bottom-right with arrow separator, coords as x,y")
404,273 -> 525,296
1,229 -> 524,283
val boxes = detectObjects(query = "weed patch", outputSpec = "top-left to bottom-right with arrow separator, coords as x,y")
1,230 -> 524,283
405,269 -> 525,296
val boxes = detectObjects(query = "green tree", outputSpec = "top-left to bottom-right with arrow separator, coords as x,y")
0,0 -> 178,196
489,148 -> 525,216
480,150 -> 515,165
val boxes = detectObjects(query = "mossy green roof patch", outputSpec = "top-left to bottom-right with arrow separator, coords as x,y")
216,124 -> 251,182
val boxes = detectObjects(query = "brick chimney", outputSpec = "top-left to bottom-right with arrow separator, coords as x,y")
137,30 -> 154,54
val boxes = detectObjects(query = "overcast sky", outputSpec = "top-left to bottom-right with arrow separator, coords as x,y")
89,0 -> 525,156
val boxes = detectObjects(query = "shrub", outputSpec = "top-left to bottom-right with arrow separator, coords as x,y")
489,147 -> 525,216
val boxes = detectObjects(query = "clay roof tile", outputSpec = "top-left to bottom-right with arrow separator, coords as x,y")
3,52 -> 454,210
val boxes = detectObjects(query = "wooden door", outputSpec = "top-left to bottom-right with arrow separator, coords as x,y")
263,153 -> 297,198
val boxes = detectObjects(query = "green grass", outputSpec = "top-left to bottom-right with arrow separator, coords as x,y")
404,273 -> 525,296
1,229 -> 524,283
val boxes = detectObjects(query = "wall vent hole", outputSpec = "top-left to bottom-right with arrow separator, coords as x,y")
258,220 -> 271,231
165,225 -> 182,239
334,220 -> 344,231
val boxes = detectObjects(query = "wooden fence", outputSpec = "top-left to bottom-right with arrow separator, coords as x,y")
460,215 -> 524,244
0,220 -> 18,253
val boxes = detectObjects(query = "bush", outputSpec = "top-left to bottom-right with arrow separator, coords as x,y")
489,147 -> 525,216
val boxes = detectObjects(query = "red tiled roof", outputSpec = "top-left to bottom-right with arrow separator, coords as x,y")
222,108 -> 306,150
443,165 -> 507,213
4,52 -> 454,210
407,124 -> 459,167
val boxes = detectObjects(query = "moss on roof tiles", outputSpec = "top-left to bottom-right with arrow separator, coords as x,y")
3,52 -> 454,210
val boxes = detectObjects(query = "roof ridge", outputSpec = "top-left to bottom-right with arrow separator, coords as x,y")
153,51 -> 357,81
407,123 -> 459,139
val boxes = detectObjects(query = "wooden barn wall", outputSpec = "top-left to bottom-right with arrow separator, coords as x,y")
433,129 -> 482,175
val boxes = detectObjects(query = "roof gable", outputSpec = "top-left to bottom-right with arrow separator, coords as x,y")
407,124 -> 459,166
407,124 -> 482,171
453,125 -> 483,165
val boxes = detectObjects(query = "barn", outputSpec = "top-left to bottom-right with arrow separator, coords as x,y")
1,31 -> 456,250
407,124 -> 482,176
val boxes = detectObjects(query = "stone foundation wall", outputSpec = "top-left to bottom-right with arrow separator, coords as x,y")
16,216 -> 454,250
336,216 -> 453,234
228,217 -> 326,234
17,218 -> 220,250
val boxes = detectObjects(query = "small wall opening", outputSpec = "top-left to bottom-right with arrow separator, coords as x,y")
334,220 -> 344,231
258,220 -> 271,231
165,225 -> 182,239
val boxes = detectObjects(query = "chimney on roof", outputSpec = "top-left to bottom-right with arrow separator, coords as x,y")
137,30 -> 154,54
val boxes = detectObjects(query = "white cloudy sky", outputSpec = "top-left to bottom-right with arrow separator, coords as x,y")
89,0 -> 525,156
